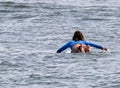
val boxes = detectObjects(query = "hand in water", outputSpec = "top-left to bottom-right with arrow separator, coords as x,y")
102,48 -> 109,52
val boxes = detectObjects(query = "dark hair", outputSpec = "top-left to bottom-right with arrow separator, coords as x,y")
72,31 -> 85,41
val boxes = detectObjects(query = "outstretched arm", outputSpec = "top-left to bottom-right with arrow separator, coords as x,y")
85,41 -> 108,51
57,42 -> 71,53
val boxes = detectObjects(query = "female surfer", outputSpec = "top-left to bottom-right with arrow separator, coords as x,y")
57,31 -> 108,53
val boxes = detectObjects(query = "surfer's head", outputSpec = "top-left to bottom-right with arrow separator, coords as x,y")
72,31 -> 85,41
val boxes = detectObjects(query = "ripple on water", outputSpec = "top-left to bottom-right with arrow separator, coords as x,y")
0,0 -> 120,88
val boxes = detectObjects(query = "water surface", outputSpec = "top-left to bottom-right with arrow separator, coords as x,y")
0,0 -> 120,88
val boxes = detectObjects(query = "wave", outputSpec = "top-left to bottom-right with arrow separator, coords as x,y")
0,0 -> 120,6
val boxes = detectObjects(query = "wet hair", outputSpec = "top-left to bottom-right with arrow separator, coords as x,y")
72,31 -> 85,41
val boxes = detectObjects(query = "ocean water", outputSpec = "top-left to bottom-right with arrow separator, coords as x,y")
0,0 -> 120,88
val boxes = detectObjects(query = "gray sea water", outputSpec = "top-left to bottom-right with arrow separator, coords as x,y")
0,0 -> 120,88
